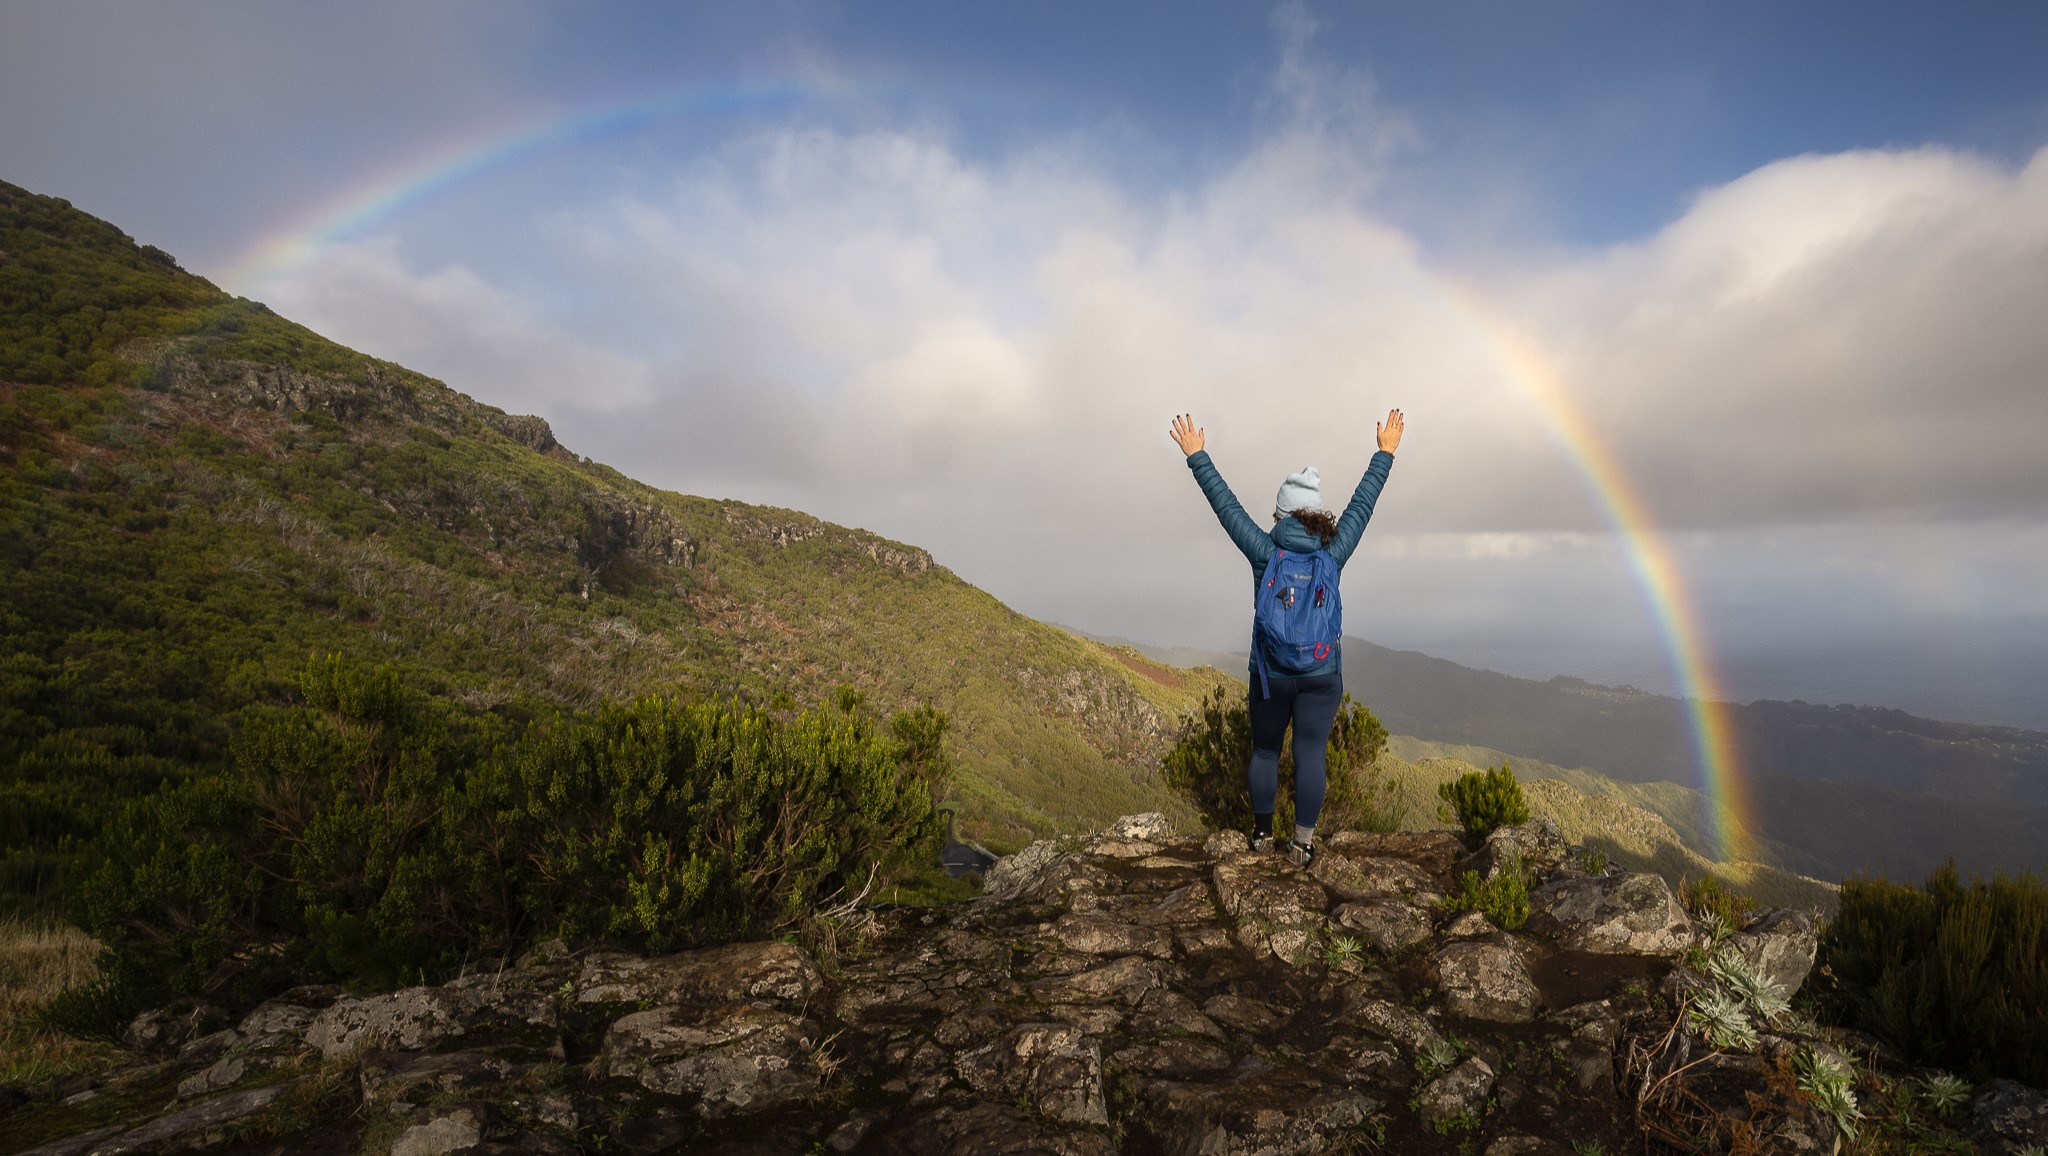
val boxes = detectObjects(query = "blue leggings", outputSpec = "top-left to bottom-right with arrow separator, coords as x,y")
1247,672 -> 1343,829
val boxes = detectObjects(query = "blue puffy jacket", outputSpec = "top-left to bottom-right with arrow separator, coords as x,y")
1184,448 -> 1395,677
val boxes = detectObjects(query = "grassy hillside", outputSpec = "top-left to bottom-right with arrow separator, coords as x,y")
1378,739 -> 1836,914
0,178 -> 1238,912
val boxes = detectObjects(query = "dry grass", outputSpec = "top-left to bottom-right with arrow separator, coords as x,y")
0,917 -> 122,1089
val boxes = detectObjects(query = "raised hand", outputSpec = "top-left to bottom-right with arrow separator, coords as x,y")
1170,413 -> 1205,456
1377,408 -> 1404,454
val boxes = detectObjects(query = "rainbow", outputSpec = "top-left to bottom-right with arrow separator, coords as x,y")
1446,289 -> 1755,863
217,96 -> 1756,861
217,82 -> 818,293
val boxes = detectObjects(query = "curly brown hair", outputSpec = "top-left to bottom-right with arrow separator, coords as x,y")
1277,508 -> 1339,546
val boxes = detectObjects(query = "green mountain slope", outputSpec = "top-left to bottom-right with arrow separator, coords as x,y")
0,179 -> 1236,908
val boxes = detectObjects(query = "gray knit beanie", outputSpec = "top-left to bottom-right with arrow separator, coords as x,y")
1274,466 -> 1322,518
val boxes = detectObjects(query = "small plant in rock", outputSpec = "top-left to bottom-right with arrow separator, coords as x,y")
1687,988 -> 1759,1050
1321,932 -> 1365,970
1570,1141 -> 1607,1156
1708,949 -> 1790,1025
1694,910 -> 1732,949
1576,845 -> 1608,875
1436,763 -> 1530,838
1794,1047 -> 1862,1141
1916,1071 -> 1970,1117
1416,1036 -> 1460,1081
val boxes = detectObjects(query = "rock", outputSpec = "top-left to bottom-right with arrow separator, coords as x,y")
1416,1056 -> 1496,1127
953,1023 -> 1108,1125
1729,909 -> 1820,997
390,1103 -> 497,1155
1338,996 -> 1451,1055
1211,854 -> 1328,962
1333,899 -> 1433,953
1444,910 -> 1495,939
1028,955 -> 1166,1005
13,1128 -> 124,1156
1527,871 -> 1692,955
1203,829 -> 1250,858
361,1051 -> 516,1110
1473,819 -> 1569,880
121,1005 -> 226,1055
602,1002 -> 820,1117
1485,1139 -> 1570,1156
1971,1078 -> 2048,1152
1325,829 -> 1466,876
307,986 -> 467,1060
575,940 -> 821,1007
1311,851 -> 1446,905
1053,914 -> 1174,958
980,838 -> 1070,902
73,1083 -> 291,1154
234,1000 -> 319,1048
175,1053 -> 287,1099
1435,936 -> 1542,1023
1201,993 -> 1290,1035
1145,1074 -> 1380,1155
874,1101 -> 1117,1156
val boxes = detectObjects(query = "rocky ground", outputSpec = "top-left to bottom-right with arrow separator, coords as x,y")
6,815 -> 2043,1155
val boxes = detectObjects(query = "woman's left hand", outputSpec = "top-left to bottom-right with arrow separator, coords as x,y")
1170,414 -> 1205,456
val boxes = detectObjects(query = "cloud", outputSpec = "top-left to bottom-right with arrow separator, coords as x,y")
264,239 -> 653,417
1508,145 -> 2048,529
261,34 -> 2048,678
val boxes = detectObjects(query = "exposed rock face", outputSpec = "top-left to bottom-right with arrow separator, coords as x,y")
1527,870 -> 1693,955
11,816 -> 1860,1156
1971,1079 -> 2048,1154
1729,908 -> 1820,997
1435,936 -> 1543,1023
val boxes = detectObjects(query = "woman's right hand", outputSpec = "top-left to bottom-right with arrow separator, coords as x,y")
1377,408 -> 1404,454
1170,414 -> 1205,456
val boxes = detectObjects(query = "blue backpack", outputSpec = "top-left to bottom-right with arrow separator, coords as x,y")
1252,548 -> 1342,697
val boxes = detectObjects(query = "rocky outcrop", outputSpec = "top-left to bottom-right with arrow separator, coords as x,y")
5,818 -> 1879,1155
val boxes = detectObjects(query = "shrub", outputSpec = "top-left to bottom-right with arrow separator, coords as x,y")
1447,852 -> 1530,930
1436,763 -> 1530,838
1162,686 -> 1402,835
64,657 -> 950,1023
1682,874 -> 1758,929
1816,858 -> 2048,1085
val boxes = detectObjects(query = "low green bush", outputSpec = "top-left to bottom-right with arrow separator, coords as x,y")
1436,763 -> 1531,838
1162,686 -> 1402,835
1816,858 -> 2048,1085
54,657 -> 950,1032
1447,851 -> 1530,930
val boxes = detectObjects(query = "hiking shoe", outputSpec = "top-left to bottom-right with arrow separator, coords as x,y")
1289,839 -> 1317,869
1249,833 -> 1276,854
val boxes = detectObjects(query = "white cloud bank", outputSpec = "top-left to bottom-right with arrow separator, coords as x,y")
263,50 -> 2048,705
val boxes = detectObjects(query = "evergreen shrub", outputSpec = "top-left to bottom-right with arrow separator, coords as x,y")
1448,851 -> 1531,930
1817,859 -> 2048,1085
1436,763 -> 1531,838
54,657 -> 949,1031
1162,686 -> 1402,835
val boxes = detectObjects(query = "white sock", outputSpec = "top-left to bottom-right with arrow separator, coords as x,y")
1294,825 -> 1315,846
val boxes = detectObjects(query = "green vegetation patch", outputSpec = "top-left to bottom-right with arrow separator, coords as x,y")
1816,858 -> 2048,1086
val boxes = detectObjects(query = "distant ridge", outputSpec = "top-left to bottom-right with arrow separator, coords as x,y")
1089,630 -> 2048,881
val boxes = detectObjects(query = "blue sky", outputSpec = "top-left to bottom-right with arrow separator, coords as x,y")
6,1 -> 2048,726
